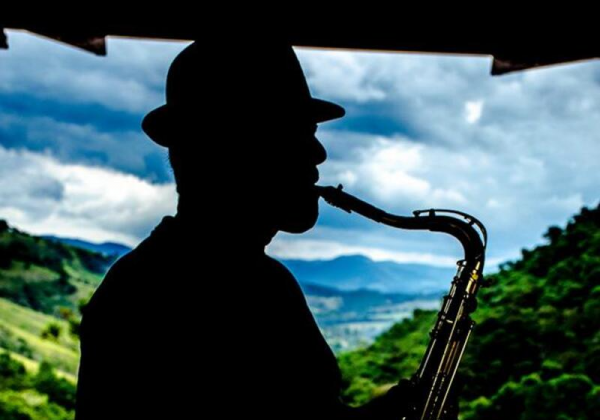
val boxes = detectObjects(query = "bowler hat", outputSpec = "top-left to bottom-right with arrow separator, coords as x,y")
142,41 -> 346,147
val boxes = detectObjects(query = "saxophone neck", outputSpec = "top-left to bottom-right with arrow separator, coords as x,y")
316,184 -> 487,269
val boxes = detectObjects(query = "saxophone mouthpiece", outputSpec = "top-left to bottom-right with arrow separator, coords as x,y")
315,184 -> 353,214
313,184 -> 326,195
314,184 -> 344,198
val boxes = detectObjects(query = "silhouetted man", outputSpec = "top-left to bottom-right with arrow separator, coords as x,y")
75,38 -> 419,419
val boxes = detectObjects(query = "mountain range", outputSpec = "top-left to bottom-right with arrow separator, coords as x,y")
36,233 -> 449,350
43,236 -> 456,296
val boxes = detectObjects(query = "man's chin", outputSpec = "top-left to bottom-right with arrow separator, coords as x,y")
280,214 -> 318,234
279,202 -> 320,233
272,185 -> 320,233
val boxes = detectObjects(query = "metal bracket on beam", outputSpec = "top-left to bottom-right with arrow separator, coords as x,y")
0,27 -> 106,55
34,31 -> 107,56
0,28 -> 8,49
492,54 -> 600,76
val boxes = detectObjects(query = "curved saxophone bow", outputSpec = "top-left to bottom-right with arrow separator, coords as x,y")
315,184 -> 488,420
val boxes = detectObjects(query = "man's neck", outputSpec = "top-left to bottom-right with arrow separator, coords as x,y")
175,198 -> 278,250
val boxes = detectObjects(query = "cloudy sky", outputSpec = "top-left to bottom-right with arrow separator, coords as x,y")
1,30 -> 598,272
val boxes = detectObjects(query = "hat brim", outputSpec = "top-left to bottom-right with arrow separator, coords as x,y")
142,105 -> 172,147
142,98 -> 345,147
310,98 -> 346,123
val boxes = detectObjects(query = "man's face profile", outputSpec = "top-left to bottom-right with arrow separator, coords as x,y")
265,119 -> 327,234
226,116 -> 327,234
168,115 -> 327,235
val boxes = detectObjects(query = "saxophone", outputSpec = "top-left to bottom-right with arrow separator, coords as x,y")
315,184 -> 488,420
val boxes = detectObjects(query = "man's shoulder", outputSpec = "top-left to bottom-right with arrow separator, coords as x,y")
81,252 -> 137,322
263,254 -> 292,275
262,255 -> 307,301
262,254 -> 297,284
112,215 -> 178,269
83,216 -> 177,316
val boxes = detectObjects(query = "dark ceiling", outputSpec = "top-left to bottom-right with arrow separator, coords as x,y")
1,20 -> 598,75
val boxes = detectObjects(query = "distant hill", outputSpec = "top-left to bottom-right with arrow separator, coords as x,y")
301,282 -> 438,320
301,282 -> 441,351
42,236 -> 132,258
42,235 -> 457,295
0,220 -> 114,316
282,255 -> 456,294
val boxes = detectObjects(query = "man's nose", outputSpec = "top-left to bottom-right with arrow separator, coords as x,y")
312,136 -> 327,165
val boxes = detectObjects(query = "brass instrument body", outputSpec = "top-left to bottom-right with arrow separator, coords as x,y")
316,185 -> 487,420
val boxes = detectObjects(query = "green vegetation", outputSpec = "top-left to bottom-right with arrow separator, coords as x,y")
0,221 -> 104,419
1,202 -> 599,419
0,352 -> 76,420
0,220 -> 112,316
0,298 -> 79,376
338,204 -> 600,419
0,221 -> 102,382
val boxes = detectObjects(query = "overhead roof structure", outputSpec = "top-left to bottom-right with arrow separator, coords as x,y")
1,20 -> 598,75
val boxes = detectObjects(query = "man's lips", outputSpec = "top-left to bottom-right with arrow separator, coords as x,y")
310,168 -> 320,184
284,167 -> 319,188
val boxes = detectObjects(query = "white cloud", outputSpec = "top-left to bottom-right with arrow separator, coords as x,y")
465,100 -> 483,123
295,47 -> 389,103
318,134 -> 468,209
0,146 -> 177,246
337,170 -> 358,187
267,238 -> 457,267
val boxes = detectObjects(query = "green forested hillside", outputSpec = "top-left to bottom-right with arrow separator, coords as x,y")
0,220 -> 113,316
0,350 -> 77,420
0,298 -> 79,377
0,297 -> 79,419
338,204 -> 600,419
0,220 -> 112,419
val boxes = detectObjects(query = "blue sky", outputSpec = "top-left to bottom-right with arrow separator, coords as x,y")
1,30 -> 598,271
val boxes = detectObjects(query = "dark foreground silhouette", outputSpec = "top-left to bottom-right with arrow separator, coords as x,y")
75,37 -> 429,419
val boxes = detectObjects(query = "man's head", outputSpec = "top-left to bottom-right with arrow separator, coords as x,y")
142,39 -> 345,235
